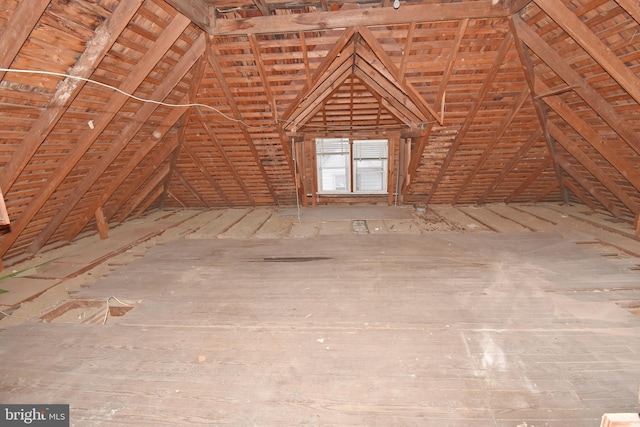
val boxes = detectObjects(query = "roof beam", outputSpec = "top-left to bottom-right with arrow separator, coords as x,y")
206,37 -> 278,204
0,0 -> 143,194
282,28 -> 356,127
29,34 -> 206,253
454,86 -> 531,203
515,16 -> 640,156
134,186 -> 165,219
116,163 -> 172,222
548,122 -> 639,215
537,79 -> 640,195
555,152 -> 625,217
0,13 -> 191,259
109,132 -> 181,224
357,27 -> 441,125
505,156 -> 554,203
193,107 -> 255,204
0,186 -> 9,225
510,16 -> 567,203
479,128 -> 543,204
181,140 -> 231,205
248,34 -> 279,124
534,0 -> 640,106
66,105 -> 186,241
0,0 -> 49,80
426,33 -> 513,204
613,0 -> 640,25
210,2 -> 510,35
174,168 -> 210,208
164,0 -> 212,32
403,19 -> 468,198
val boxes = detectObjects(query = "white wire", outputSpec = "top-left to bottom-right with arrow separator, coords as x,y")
1,68 -> 431,132
0,67 -> 271,129
102,295 -> 132,325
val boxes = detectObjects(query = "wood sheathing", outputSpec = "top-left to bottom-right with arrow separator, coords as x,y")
0,0 -> 638,266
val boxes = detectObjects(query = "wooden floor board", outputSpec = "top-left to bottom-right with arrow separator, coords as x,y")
2,231 -> 640,426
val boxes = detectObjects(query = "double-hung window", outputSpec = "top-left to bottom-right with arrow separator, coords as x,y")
316,138 -> 388,194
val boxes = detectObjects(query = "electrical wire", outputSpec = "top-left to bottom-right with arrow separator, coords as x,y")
0,67 -> 269,129
102,295 -> 132,325
0,67 -> 432,132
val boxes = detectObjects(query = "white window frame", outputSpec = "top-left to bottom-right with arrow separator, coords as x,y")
315,137 -> 388,195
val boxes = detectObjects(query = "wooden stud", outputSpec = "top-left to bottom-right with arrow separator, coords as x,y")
94,207 -> 109,240
0,14 -> 191,260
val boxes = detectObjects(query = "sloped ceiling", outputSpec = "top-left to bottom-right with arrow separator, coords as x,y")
0,0 -> 639,266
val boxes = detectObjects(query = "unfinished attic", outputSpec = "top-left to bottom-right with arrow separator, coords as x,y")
1,0 -> 640,425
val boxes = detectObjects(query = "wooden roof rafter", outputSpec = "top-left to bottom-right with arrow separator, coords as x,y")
206,35 -> 278,204
403,18 -> 469,197
28,33 -> 207,253
193,106 -> 255,204
0,0 -> 50,81
66,104 -> 188,239
0,0 -> 144,194
452,85 -> 531,204
478,128 -> 544,204
0,12 -> 192,260
549,121 -> 640,216
510,15 -> 567,203
283,27 -> 437,132
534,0 -> 640,106
516,13 -> 639,155
426,32 -> 514,204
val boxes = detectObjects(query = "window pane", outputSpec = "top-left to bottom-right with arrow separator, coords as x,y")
316,138 -> 350,192
353,140 -> 388,192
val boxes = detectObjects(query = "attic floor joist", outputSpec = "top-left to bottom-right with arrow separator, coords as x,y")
0,0 -> 639,265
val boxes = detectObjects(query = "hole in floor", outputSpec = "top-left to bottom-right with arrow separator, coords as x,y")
41,299 -> 136,324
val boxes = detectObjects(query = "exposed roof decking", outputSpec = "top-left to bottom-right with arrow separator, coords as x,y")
0,0 -> 639,265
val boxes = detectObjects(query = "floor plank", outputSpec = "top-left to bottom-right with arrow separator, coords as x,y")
2,233 -> 640,426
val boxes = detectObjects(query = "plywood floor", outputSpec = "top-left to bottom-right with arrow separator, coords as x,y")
1,203 -> 640,426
